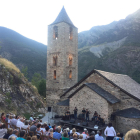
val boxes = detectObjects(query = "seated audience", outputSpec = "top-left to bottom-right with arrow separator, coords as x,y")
16,130 -> 26,140
70,133 -> 74,139
36,123 -> 43,139
72,133 -> 78,140
62,132 -> 69,140
26,136 -> 32,140
87,137 -> 95,140
78,134 -> 84,140
29,115 -> 34,121
113,133 -> 120,140
117,133 -> 123,140
3,128 -> 13,139
82,129 -> 89,140
30,121 -> 37,134
95,132 -> 104,140
48,123 -> 52,128
10,115 -> 17,128
124,129 -> 140,140
22,120 -> 30,130
95,131 -> 100,140
40,124 -> 46,134
50,128 -> 53,138
52,124 -> 56,132
44,126 -> 50,136
9,129 -> 19,139
16,118 -> 24,129
1,113 -> 6,123
66,128 -> 70,137
0,124 -> 7,138
8,115 -> 12,128
53,127 -> 62,140
90,131 -> 95,137
5,114 -> 9,123
76,129 -> 80,136
9,136 -> 16,140
31,136 -> 37,140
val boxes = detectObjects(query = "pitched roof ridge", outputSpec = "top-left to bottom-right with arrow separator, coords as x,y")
94,69 -> 128,76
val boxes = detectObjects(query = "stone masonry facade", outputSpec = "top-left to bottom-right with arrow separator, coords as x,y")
115,116 -> 140,134
69,86 -> 113,122
46,22 -> 78,108
64,72 -> 140,112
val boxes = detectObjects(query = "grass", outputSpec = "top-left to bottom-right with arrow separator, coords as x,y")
0,57 -> 20,73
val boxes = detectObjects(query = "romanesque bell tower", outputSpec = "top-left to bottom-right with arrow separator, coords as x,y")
46,7 -> 78,110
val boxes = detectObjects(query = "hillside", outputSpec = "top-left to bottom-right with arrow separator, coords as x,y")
78,8 -> 140,83
0,8 -> 140,84
0,56 -> 46,115
0,27 -> 47,80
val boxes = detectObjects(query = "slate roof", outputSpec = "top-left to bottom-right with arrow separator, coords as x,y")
61,69 -> 140,102
57,99 -> 69,106
50,6 -> 76,28
113,108 -> 140,118
68,83 -> 120,104
95,70 -> 140,102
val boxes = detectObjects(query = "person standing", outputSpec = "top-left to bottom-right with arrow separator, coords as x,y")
74,107 -> 78,120
104,123 -> 116,140
82,108 -> 86,121
86,109 -> 90,122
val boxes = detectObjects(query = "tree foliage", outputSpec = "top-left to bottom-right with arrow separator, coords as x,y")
21,66 -> 28,79
31,73 -> 46,97
38,79 -> 46,97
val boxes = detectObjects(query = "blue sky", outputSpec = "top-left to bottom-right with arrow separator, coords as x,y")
0,0 -> 140,45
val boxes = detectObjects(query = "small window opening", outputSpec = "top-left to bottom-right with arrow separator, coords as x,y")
69,27 -> 73,40
53,56 -> 57,66
53,26 -> 58,40
54,70 -> 56,80
69,56 -> 72,66
69,70 -> 72,79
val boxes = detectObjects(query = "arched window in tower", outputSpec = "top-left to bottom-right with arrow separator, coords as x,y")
54,70 -> 56,80
69,70 -> 72,79
53,56 -> 57,66
53,26 -> 58,40
69,27 -> 73,40
69,56 -> 73,66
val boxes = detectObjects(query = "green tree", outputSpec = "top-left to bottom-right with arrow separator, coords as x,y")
31,73 -> 41,89
38,79 -> 46,97
21,66 -> 28,79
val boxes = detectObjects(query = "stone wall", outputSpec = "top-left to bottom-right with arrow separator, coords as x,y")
65,72 -> 140,112
69,86 -> 111,122
46,21 -> 78,107
115,116 -> 140,134
57,106 -> 69,116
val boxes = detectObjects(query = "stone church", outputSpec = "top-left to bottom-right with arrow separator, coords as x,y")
46,7 -> 140,134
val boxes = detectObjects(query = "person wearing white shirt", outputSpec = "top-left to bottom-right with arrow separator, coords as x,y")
104,123 -> 116,140
16,118 -> 24,129
0,124 -> 7,138
21,121 -> 30,131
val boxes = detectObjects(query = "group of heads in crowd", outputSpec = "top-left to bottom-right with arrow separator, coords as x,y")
1,112 -> 140,140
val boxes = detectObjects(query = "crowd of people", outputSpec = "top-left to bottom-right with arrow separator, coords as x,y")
1,112 -> 140,140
